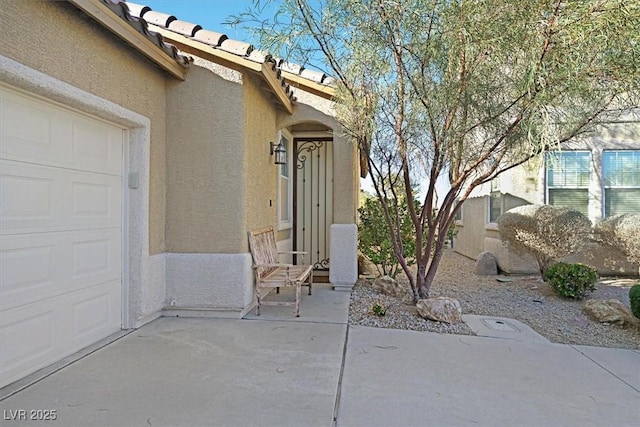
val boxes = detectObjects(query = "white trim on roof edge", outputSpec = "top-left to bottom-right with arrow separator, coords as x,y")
69,0 -> 190,80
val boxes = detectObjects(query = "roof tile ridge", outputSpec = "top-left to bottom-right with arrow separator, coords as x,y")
124,1 -> 335,88
104,0 -> 192,67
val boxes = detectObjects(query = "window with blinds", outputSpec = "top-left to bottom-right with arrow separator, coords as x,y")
603,150 -> 640,217
546,151 -> 590,217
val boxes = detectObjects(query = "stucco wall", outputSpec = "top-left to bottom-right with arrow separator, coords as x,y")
165,62 -> 246,253
242,73 -> 279,247
453,197 -> 488,259
0,0 -> 169,254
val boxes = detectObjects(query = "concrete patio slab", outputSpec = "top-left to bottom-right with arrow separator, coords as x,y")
243,283 -> 350,324
337,326 -> 640,427
2,296 -> 638,427
571,345 -> 640,392
0,318 -> 346,427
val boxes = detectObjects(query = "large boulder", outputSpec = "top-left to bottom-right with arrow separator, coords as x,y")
582,299 -> 638,327
474,251 -> 498,275
416,297 -> 462,324
372,275 -> 410,298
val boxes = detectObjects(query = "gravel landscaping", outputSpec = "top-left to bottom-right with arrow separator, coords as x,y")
349,249 -> 640,349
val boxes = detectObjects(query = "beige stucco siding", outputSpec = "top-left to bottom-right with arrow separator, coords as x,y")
242,73 -> 279,248
0,0 -> 168,254
164,65 -> 246,253
453,197 -> 489,259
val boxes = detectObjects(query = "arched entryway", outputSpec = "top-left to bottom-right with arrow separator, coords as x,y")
291,122 -> 334,280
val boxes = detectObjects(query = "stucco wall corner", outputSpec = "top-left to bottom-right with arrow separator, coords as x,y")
329,224 -> 358,290
164,253 -> 254,317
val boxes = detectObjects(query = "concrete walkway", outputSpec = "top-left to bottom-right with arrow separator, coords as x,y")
1,284 -> 638,427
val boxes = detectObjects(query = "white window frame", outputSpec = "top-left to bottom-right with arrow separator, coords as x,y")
277,130 -> 293,231
602,150 -> 640,218
487,178 -> 502,225
545,150 -> 591,217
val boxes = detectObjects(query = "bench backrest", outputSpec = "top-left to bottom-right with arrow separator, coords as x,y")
248,227 -> 279,279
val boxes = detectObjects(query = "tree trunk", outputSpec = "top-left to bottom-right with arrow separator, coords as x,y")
415,244 -> 447,301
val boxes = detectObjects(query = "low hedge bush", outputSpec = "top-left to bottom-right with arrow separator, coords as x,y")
630,284 -> 640,319
544,262 -> 598,299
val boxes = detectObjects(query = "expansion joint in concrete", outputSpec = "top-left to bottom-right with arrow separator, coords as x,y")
332,324 -> 350,427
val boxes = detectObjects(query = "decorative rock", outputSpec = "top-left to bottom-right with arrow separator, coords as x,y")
358,254 -> 378,277
582,299 -> 638,327
416,297 -> 462,324
372,275 -> 409,299
474,251 -> 498,275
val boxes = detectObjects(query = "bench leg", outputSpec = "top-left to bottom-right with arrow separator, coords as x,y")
308,271 -> 313,295
256,288 -> 262,316
295,283 -> 301,317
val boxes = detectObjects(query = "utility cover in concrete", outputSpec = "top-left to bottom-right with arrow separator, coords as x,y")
462,315 -> 550,343
482,318 -> 519,332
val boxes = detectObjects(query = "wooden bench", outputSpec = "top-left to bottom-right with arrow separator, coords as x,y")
248,227 -> 313,317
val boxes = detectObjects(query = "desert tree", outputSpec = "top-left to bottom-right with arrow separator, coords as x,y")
231,0 -> 640,302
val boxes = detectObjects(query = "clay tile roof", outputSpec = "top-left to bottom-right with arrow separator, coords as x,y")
98,0 -> 191,68
168,20 -> 202,37
219,39 -> 253,57
125,1 -> 336,91
125,2 -> 150,17
248,50 -> 272,64
280,62 -> 304,75
192,29 -> 228,47
300,69 -> 327,84
141,10 -> 176,27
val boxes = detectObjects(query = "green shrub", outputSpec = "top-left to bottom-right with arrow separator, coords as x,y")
544,262 -> 598,299
371,301 -> 387,316
358,196 -> 418,278
630,284 -> 640,319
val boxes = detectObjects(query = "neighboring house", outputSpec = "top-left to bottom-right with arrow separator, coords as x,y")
454,113 -> 640,275
0,0 -> 359,388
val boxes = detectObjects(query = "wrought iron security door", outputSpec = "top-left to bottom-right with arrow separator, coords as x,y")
293,138 -> 333,271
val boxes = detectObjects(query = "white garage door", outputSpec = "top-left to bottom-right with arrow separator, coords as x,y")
0,86 -> 124,388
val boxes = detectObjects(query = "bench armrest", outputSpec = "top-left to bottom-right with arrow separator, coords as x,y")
254,263 -> 294,269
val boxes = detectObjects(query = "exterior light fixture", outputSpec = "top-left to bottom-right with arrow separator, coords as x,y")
270,141 -> 287,165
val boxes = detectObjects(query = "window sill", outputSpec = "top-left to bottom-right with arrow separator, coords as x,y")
485,223 -> 499,231
277,222 -> 293,232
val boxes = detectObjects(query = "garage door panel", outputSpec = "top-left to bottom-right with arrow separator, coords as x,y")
0,89 -> 61,161
1,235 -> 64,312
70,229 -> 122,287
0,85 -> 124,388
1,160 -> 122,234
0,308 -> 56,386
71,279 -> 121,344
71,119 -> 123,176
1,87 -> 122,176
71,178 -> 120,224
0,166 -> 54,223
1,230 -> 121,312
0,278 -> 120,387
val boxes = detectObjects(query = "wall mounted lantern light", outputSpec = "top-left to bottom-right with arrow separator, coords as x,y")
270,141 -> 287,165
